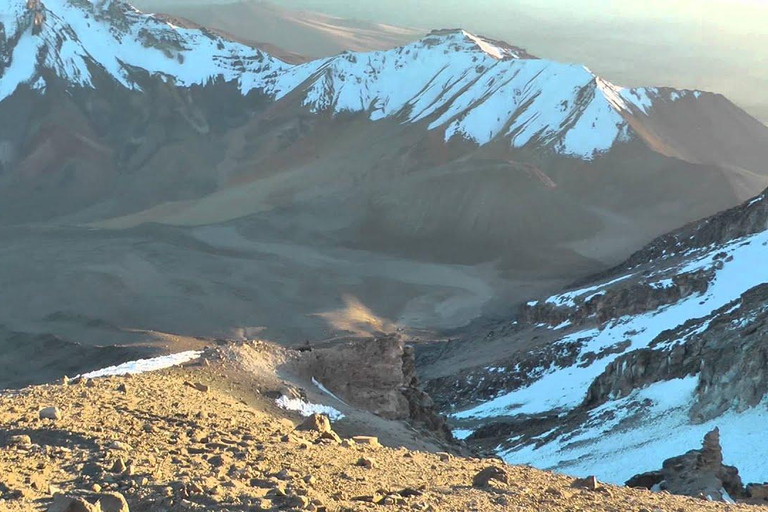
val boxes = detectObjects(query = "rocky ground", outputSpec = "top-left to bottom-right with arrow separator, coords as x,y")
2,342 -> 767,511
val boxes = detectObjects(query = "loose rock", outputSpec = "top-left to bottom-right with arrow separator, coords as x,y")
39,406 -> 62,421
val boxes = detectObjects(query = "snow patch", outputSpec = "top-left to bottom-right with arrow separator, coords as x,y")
275,396 -> 344,421
80,350 -> 202,378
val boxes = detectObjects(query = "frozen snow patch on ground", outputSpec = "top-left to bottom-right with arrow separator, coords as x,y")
275,396 -> 344,421
452,429 -> 475,440
312,377 -> 347,405
80,350 -> 202,378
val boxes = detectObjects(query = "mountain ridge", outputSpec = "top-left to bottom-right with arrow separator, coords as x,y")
1,0 -> 756,163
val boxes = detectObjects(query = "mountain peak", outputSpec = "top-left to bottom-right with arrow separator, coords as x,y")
422,28 -> 537,60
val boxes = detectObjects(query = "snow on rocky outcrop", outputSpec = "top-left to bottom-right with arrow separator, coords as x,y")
442,189 -> 768,491
1,0 -> 707,159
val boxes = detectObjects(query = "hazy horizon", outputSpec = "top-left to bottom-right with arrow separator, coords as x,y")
142,0 -> 767,124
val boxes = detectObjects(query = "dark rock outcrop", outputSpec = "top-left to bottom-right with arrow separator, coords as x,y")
297,335 -> 452,440
519,269 -> 713,328
583,284 -> 768,419
626,428 -> 744,502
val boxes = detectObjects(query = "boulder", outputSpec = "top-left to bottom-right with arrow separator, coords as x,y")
47,491 -> 130,512
47,494 -> 98,512
572,475 -> 600,491
472,466 -> 508,488
39,406 -> 62,420
7,434 -> 32,448
747,483 -> 768,500
96,493 -> 130,512
296,414 -> 331,434
351,436 -> 380,447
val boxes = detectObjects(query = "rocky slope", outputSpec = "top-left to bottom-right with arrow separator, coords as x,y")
421,188 -> 768,498
2,343 -> 766,511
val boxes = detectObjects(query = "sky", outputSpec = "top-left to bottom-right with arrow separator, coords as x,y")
274,0 -> 768,124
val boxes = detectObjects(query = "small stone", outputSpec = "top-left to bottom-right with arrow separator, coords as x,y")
110,458 -> 127,474
7,434 -> 32,448
39,406 -> 62,421
207,453 -> 231,467
472,466 -> 508,488
116,383 -> 127,393
274,469 -> 292,481
108,441 -> 132,451
318,430 -> 341,444
436,452 -> 452,462
572,475 -> 600,491
184,381 -> 209,393
283,495 -> 310,508
356,456 -> 376,469
351,436 -> 380,447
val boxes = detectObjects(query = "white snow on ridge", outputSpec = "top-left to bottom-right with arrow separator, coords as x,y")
456,229 -> 768,420
0,2 -> 713,160
0,0 -> 316,101
542,273 -> 634,307
503,376 -> 768,485
80,350 -> 202,378
454,228 -> 768,484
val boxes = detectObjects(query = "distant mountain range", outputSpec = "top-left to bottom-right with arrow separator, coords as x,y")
131,0 -> 422,61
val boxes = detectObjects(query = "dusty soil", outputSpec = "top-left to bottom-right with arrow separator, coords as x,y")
2,343 -> 766,511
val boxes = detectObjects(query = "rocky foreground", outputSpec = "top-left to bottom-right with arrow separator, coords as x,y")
1,343 -> 767,511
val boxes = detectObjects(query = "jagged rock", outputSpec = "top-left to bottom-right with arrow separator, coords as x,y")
626,428 -> 744,502
572,475 -> 600,491
472,466 -> 508,487
625,470 -> 664,490
109,458 -> 127,474
296,336 -> 452,440
39,406 -> 62,420
317,430 -> 341,444
296,414 -> 332,434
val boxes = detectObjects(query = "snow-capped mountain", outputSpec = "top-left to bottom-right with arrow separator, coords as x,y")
435,188 -> 768,488
0,0 -> 320,98
1,0 -> 759,161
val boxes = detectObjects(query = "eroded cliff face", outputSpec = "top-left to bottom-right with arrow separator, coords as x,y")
296,335 -> 452,440
584,284 -> 768,421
